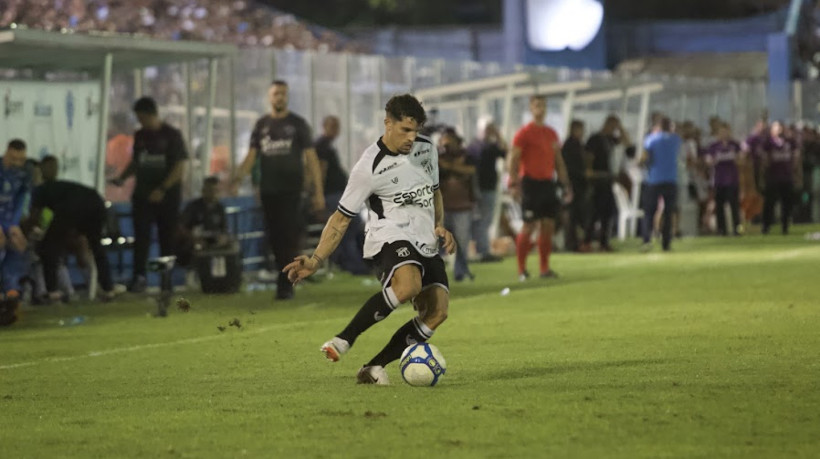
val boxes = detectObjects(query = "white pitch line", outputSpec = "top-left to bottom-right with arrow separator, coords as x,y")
1,304 -> 328,371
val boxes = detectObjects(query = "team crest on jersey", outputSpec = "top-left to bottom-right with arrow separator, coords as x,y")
396,247 -> 410,258
421,159 -> 434,175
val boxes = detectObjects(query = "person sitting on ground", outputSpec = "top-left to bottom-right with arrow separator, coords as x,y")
177,176 -> 231,267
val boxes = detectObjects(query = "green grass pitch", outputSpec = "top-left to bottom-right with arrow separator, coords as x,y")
2,228 -> 819,458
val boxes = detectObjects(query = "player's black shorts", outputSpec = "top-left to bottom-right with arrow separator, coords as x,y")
375,241 -> 449,293
521,177 -> 560,222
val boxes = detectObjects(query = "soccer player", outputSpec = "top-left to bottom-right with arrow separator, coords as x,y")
29,156 -> 118,301
704,123 -> 744,236
641,117 -> 682,251
761,121 -> 801,235
111,97 -> 188,293
283,94 -> 456,385
0,139 -> 31,323
233,80 -> 324,300
507,95 -> 572,281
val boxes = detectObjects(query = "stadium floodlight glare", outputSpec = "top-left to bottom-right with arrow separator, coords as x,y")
526,0 -> 603,51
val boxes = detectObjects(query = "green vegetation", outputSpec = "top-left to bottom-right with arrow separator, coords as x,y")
2,228 -> 819,458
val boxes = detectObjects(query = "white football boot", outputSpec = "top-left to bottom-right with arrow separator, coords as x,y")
356,366 -> 390,385
320,337 -> 350,362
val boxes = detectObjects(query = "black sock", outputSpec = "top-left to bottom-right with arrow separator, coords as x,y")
366,317 -> 433,368
337,287 -> 400,346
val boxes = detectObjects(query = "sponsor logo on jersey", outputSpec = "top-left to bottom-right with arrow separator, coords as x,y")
376,162 -> 400,175
714,150 -> 737,162
420,158 -> 434,175
260,138 -> 293,156
413,148 -> 429,157
771,151 -> 792,162
396,246 -> 410,258
392,184 -> 435,208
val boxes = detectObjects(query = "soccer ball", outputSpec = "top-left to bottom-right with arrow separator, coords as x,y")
400,343 -> 447,387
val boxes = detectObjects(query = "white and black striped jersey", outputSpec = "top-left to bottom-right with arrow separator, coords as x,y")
337,136 -> 440,259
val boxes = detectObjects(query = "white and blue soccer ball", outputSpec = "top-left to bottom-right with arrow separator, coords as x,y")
400,343 -> 447,387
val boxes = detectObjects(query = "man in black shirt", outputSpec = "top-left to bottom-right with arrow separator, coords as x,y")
233,80 -> 324,300
584,115 -> 633,251
561,120 -> 588,252
315,116 -> 347,206
111,97 -> 188,292
469,121 -> 506,262
315,116 -> 368,275
177,176 -> 229,266
29,156 -> 117,301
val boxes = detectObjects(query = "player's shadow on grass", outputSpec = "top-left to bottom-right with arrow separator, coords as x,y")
483,358 -> 669,382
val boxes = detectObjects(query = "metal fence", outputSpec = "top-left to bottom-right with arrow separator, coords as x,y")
105,47 -> 769,202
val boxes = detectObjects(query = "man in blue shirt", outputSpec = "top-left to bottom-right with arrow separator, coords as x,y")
641,117 -> 681,251
0,139 -> 31,325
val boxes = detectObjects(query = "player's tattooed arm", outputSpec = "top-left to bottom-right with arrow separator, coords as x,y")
433,189 -> 445,228
313,211 -> 352,262
433,190 -> 456,255
283,210 -> 352,283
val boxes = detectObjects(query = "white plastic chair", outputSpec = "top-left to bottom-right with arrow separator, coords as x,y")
612,182 -> 644,241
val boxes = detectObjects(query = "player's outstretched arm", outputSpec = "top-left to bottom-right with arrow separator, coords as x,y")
283,210 -> 352,284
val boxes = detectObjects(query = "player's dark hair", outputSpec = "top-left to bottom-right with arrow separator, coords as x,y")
41,155 -> 58,165
203,176 -> 220,186
132,97 -> 158,115
385,94 -> 427,125
660,117 -> 672,132
271,79 -> 288,87
7,139 -> 26,151
569,119 -> 584,133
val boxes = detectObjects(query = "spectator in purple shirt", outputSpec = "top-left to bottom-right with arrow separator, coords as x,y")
744,121 -> 769,190
705,123 -> 744,236
762,121 -> 802,235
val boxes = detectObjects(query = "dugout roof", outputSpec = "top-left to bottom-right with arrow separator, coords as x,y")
0,27 -> 237,73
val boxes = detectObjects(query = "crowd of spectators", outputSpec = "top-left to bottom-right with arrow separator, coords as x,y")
427,109 -> 820,267
0,0 -> 361,51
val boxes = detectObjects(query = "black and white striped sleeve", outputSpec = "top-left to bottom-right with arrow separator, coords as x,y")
337,160 -> 372,218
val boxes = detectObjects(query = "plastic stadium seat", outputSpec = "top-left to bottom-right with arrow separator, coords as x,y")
613,182 -> 644,241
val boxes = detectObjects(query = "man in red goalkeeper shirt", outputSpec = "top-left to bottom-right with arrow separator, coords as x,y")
507,95 -> 572,281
